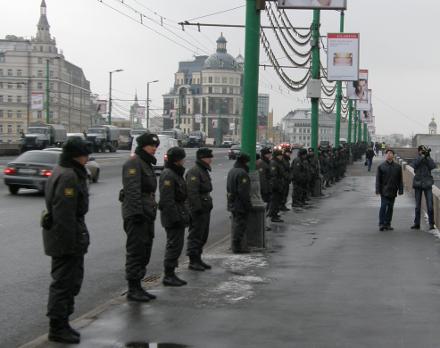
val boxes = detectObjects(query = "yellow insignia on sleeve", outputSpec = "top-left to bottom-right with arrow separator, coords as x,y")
191,176 -> 197,181
64,188 -> 75,197
164,180 -> 172,187
242,178 -> 248,184
272,167 -> 276,171
259,168 -> 263,172
128,168 -> 137,176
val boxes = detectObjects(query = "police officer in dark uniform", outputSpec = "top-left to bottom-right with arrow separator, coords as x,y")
42,138 -> 91,344
159,147 -> 190,286
268,149 -> 285,222
186,148 -> 214,271
227,152 -> 252,253
281,147 -> 292,211
292,149 -> 309,207
257,147 -> 272,210
121,133 -> 160,302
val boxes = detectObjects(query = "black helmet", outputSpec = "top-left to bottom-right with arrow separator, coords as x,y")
137,133 -> 160,148
298,148 -> 308,156
260,147 -> 272,156
167,147 -> 186,163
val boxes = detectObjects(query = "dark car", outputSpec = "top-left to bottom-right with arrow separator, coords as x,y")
3,150 -> 60,195
228,145 -> 241,160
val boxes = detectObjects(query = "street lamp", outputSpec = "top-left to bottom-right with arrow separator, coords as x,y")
108,69 -> 123,125
146,79 -> 159,129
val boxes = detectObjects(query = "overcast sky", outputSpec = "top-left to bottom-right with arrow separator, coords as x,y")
2,0 -> 439,136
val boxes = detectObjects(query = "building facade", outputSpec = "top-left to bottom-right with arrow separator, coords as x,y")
282,109 -> 348,147
0,0 -> 93,143
162,34 -> 243,143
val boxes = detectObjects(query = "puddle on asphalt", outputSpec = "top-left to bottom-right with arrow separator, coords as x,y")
125,343 -> 188,348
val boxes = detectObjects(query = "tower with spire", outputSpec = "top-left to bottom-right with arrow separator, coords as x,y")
32,0 -> 57,54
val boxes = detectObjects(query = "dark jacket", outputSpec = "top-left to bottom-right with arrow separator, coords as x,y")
412,155 -> 436,189
42,156 -> 90,257
227,161 -> 252,213
186,160 -> 213,215
282,155 -> 292,182
121,149 -> 157,222
366,149 -> 375,160
376,160 -> 403,198
291,157 -> 308,185
159,162 -> 189,228
257,157 -> 272,202
270,158 -> 285,193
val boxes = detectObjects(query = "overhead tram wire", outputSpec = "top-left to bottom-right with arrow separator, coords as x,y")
97,0 -> 202,55
272,3 -> 312,46
185,5 -> 246,22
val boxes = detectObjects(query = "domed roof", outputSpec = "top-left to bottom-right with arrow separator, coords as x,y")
203,33 -> 239,71
429,117 -> 437,128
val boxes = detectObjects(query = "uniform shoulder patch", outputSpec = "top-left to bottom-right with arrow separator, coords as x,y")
64,188 -> 75,197
272,167 -> 276,170
128,168 -> 137,176
242,178 -> 248,184
164,180 -> 172,187
191,176 -> 197,182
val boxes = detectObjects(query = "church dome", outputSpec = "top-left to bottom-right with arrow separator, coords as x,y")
203,34 -> 239,71
429,117 -> 437,128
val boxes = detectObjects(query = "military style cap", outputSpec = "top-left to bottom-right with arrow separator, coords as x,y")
167,147 -> 186,162
137,133 -> 160,148
298,148 -> 308,156
260,147 -> 272,156
237,152 -> 251,163
272,149 -> 283,157
62,138 -> 92,158
196,147 -> 213,159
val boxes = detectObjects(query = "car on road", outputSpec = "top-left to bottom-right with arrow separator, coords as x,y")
3,150 -> 59,195
42,148 -> 100,183
228,144 -> 241,160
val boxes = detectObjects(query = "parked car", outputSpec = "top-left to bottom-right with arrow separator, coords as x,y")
3,150 -> 59,194
42,148 -> 100,183
228,145 -> 241,160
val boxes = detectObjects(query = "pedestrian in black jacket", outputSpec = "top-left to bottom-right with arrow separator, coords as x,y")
365,146 -> 375,172
411,145 -> 437,230
268,149 -> 285,222
375,149 -> 403,231
159,147 -> 189,286
42,138 -> 91,344
121,133 -> 160,302
227,152 -> 252,253
186,148 -> 214,271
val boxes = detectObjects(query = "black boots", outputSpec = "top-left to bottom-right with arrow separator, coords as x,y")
49,319 -> 80,344
232,241 -> 250,254
188,255 -> 205,271
199,257 -> 212,270
411,224 -> 420,230
163,268 -> 187,287
127,280 -> 156,302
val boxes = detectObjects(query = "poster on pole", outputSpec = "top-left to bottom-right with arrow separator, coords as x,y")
96,100 -> 107,114
278,0 -> 347,10
31,92 -> 44,111
136,106 -> 145,119
211,119 -> 218,128
347,69 -> 368,101
327,33 -> 360,81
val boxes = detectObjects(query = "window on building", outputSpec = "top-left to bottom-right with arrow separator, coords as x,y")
0,110 -> 3,118
38,57 -> 43,64
17,69 -> 22,77
208,87 -> 212,94
0,82 -> 2,88
37,111 -> 42,119
229,87 -> 234,94
229,77 -> 234,84
50,71 -> 54,78
50,82 -> 54,91
7,124 -> 12,134
0,95 -> 2,102
37,70 -> 43,78
208,76 -> 212,83
7,110 -> 13,118
7,96 -> 12,103
222,77 -> 227,84
37,82 -> 43,89
0,69 -> 3,76
0,52 -> 5,63
17,96 -> 22,103
17,124 -> 22,134
0,124 -> 2,133
17,110 -> 22,118
17,83 -> 22,90
40,46 -> 43,52
222,87 -> 227,94
214,77 -> 220,83
7,69 -> 12,76
7,83 -> 12,89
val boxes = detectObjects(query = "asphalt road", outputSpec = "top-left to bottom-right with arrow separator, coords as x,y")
0,148 -> 233,347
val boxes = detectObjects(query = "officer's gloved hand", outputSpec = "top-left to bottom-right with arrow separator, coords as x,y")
132,214 -> 146,224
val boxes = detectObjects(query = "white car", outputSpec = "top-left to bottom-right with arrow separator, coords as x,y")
131,134 -> 179,173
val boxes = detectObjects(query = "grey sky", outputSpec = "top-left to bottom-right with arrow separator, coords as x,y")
2,0 -> 439,136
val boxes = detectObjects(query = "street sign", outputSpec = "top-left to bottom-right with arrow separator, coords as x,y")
31,92 -> 44,111
195,114 -> 202,124
278,0 -> 347,10
327,33 -> 360,81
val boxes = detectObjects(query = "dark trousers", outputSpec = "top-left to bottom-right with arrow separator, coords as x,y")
164,226 -> 185,269
414,188 -> 434,225
124,218 -> 154,281
47,254 -> 84,320
367,158 -> 373,172
282,181 -> 289,205
379,195 -> 395,226
269,191 -> 283,217
232,211 -> 248,244
187,211 -> 211,257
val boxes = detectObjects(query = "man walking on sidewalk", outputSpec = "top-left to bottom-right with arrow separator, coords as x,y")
411,145 -> 436,230
375,149 -> 404,231
186,148 -> 214,271
365,145 -> 375,172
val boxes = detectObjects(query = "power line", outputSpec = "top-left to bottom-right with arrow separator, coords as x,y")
185,5 -> 246,22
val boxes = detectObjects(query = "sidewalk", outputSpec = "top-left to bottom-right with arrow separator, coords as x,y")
23,160 -> 440,348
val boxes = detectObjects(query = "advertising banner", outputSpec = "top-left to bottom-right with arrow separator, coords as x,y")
211,119 -> 218,128
31,92 -> 44,111
278,0 -> 347,10
327,33 -> 359,81
96,100 -> 107,114
347,69 -> 368,101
